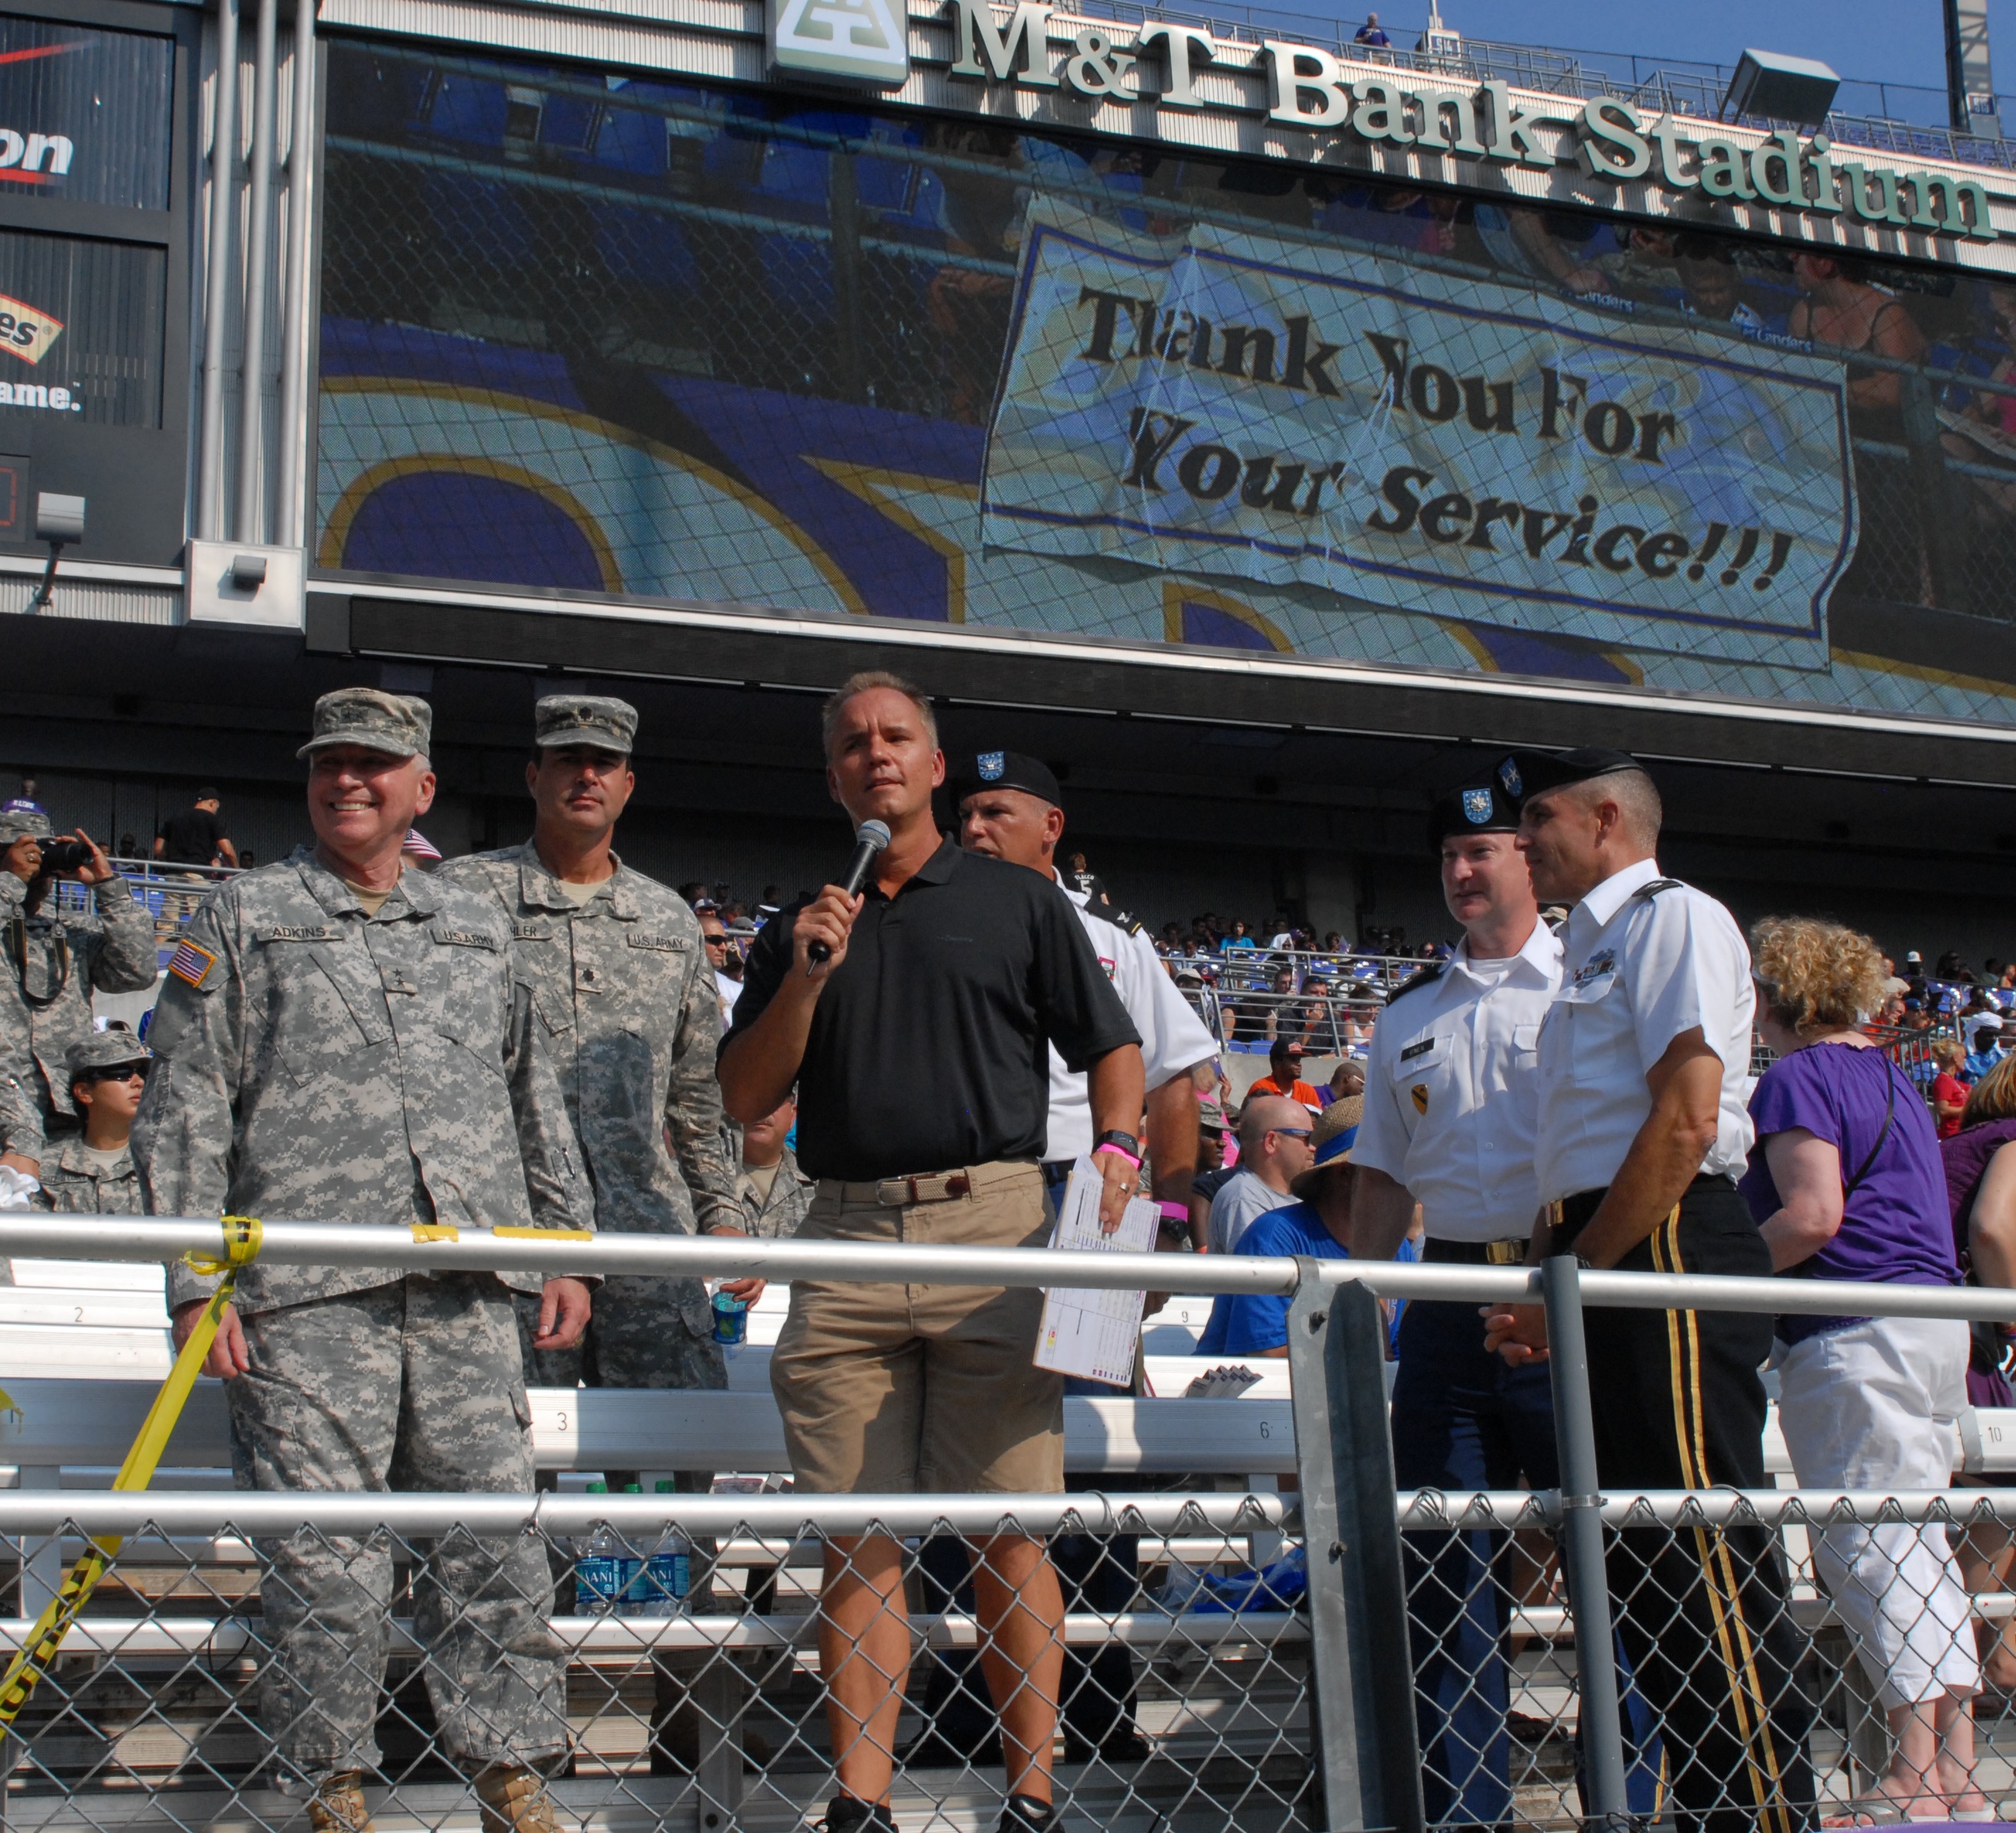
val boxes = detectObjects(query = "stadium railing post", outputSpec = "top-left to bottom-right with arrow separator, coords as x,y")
1287,1266 -> 1424,1833
1540,1254 -> 1633,1833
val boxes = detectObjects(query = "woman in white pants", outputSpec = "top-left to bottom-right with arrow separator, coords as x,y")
1740,918 -> 1981,1821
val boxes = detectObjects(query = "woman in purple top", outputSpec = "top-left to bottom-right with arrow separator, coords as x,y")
1942,1053 -> 2016,1694
1740,917 -> 1981,1820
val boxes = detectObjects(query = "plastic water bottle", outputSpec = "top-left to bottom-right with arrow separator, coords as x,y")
711,1284 -> 748,1347
635,1480 -> 693,1617
574,1482 -> 634,1615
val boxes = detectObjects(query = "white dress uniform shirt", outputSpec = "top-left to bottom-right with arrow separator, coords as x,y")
1353,919 -> 1563,1243
1534,856 -> 1756,1206
1043,880 -> 1218,1162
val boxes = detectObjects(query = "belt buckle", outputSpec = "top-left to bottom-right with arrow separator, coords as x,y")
1485,1239 -> 1524,1267
874,1178 -> 907,1206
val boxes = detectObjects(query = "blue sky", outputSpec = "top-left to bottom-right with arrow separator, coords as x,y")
1260,0 -> 2009,120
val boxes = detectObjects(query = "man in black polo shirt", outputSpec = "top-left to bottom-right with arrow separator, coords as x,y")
719,671 -> 1145,1833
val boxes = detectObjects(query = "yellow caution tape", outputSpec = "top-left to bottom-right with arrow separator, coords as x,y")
0,1215 -> 262,1728
412,1223 -> 459,1244
492,1227 -> 593,1241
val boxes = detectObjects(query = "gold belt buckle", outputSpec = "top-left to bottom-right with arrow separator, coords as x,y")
1484,1239 -> 1525,1267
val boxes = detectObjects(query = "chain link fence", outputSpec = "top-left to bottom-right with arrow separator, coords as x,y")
8,1485 -> 2016,1830
0,1492 -> 1307,1833
5,1221 -> 2016,1832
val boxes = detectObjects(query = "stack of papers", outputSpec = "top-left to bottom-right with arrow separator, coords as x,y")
1033,1158 -> 1159,1387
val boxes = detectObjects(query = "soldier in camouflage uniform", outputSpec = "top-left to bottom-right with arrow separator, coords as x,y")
31,1030 -> 151,1214
132,689 -> 597,1833
438,695 -> 756,1409
0,810 -> 156,1170
736,1092 -> 813,1239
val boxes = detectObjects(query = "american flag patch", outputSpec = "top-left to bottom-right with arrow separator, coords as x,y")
167,939 -> 217,989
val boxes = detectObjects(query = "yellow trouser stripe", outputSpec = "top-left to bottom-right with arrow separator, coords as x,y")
1655,1211 -> 1791,1833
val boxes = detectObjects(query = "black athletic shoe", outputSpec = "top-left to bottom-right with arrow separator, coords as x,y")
998,1797 -> 1058,1833
815,1797 -> 897,1833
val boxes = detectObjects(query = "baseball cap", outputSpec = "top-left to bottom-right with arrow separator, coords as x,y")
535,694 -> 637,755
0,808 -> 52,844
66,1030 -> 152,1078
298,687 -> 431,760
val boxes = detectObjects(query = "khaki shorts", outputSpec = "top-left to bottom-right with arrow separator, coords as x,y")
770,1160 -> 1062,1495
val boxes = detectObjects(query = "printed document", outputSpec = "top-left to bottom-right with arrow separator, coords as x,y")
1033,1157 -> 1159,1386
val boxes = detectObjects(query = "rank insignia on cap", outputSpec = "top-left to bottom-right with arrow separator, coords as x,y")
1410,1083 -> 1429,1115
1462,787 -> 1494,825
1496,757 -> 1522,798
978,751 -> 1005,781
167,939 -> 217,989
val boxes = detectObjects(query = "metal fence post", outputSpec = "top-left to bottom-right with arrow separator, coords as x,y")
1287,1264 -> 1423,1833
1539,1255 -> 1631,1833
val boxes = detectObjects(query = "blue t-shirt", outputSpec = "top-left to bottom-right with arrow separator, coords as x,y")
1738,1040 -> 1959,1344
1196,1204 -> 1418,1355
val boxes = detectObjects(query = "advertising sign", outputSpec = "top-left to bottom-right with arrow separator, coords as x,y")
981,212 -> 1855,671
0,14 -> 174,212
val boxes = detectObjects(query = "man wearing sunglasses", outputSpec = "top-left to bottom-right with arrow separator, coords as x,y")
31,1030 -> 151,1214
1205,1093 -> 1314,1254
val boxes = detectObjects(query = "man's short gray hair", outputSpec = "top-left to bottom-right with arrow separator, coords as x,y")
1570,767 -> 1662,844
820,670 -> 939,755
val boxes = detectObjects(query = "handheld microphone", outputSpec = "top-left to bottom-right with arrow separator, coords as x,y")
807,820 -> 891,967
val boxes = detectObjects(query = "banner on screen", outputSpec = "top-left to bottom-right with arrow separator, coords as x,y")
980,211 -> 1857,671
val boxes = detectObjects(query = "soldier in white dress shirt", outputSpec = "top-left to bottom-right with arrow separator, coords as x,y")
1481,747 -> 1814,1833
1353,779 -> 1570,1832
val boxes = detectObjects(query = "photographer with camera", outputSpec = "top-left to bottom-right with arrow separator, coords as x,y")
0,810 -> 156,1164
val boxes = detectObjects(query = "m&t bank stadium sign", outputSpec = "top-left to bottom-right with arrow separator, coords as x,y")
768,0 -> 2003,250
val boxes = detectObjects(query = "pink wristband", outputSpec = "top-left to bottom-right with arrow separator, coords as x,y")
1157,1201 -> 1189,1225
1092,1142 -> 1142,1170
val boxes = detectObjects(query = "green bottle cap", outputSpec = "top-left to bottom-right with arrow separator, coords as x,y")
655,1479 -> 676,1493
586,1481 -> 608,1494
622,1483 -> 643,1494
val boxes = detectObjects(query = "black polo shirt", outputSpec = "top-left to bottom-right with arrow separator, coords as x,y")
724,838 -> 1140,1182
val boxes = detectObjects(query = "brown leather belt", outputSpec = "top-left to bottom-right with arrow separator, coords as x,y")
823,1171 -> 975,1207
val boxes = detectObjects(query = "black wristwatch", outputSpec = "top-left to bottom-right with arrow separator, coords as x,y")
1093,1129 -> 1142,1160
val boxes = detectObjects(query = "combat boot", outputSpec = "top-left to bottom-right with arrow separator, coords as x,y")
306,1771 -> 373,1833
474,1764 -> 561,1833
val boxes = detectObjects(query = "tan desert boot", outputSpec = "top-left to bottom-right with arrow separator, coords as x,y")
473,1764 -> 561,1833
306,1771 -> 373,1833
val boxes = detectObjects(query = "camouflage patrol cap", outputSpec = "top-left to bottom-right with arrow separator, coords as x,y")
0,808 -> 52,844
535,694 -> 637,755
296,688 -> 432,761
65,1030 -> 151,1078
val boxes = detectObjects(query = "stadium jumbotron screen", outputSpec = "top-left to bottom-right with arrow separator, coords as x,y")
315,39 -> 2016,730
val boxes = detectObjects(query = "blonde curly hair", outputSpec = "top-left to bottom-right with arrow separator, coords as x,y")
1749,916 -> 1889,1037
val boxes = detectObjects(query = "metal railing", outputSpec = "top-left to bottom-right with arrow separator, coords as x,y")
4,1218 -> 2016,1830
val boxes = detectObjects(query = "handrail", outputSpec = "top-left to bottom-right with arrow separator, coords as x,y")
0,1488 -> 1292,1537
7,1214 -> 2016,1322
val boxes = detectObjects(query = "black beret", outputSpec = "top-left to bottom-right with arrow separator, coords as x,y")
1493,747 -> 1644,805
1427,781 -> 1520,850
953,750 -> 1062,809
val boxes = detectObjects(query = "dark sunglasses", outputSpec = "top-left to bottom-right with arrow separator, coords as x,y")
90,1064 -> 150,1084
